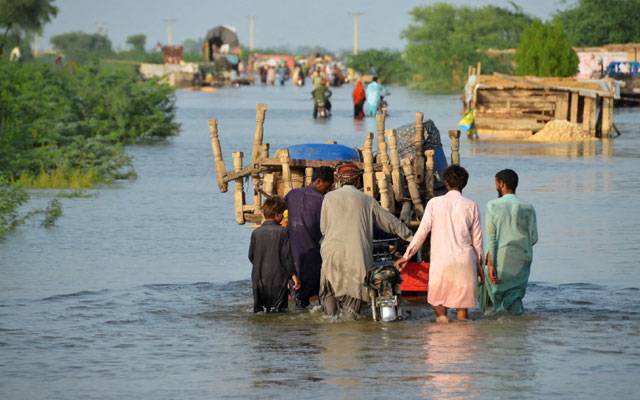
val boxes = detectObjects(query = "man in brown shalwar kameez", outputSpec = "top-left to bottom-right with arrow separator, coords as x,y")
319,163 -> 414,319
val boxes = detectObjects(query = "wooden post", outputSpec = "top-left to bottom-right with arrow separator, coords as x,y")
375,112 -> 389,174
476,62 -> 482,76
291,169 -> 305,189
305,167 -> 314,186
251,104 -> 268,164
583,97 -> 594,135
556,93 -> 569,120
385,128 -> 403,202
602,97 -> 613,137
414,112 -> 425,184
425,149 -> 435,199
362,132 -> 376,196
260,143 -> 270,161
280,149 -> 293,196
263,173 -> 275,196
448,130 -> 461,166
249,104 -> 267,213
375,172 -> 394,212
401,158 -> 424,219
570,93 -> 579,123
208,118 -> 228,193
589,97 -> 598,137
399,202 -> 412,225
232,152 -> 245,224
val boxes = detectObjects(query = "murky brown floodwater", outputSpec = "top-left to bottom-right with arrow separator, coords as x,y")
1,85 -> 639,399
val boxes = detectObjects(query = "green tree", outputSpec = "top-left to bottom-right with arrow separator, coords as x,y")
0,0 -> 58,55
553,0 -> 640,46
515,20 -> 579,77
347,49 -> 409,84
403,2 -> 532,92
50,31 -> 113,61
126,33 -> 146,53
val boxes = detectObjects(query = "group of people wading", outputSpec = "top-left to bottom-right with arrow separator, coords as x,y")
249,164 -> 538,322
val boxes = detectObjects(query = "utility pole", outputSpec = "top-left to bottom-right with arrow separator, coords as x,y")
247,15 -> 255,51
164,18 -> 176,46
349,12 -> 364,55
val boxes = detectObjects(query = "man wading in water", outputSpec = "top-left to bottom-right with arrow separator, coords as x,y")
319,163 -> 413,319
396,165 -> 483,323
285,166 -> 335,309
480,169 -> 538,315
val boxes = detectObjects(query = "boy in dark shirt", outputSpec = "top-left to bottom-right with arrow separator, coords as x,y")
248,196 -> 301,313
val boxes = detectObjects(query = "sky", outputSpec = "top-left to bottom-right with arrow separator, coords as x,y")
40,0 -> 569,52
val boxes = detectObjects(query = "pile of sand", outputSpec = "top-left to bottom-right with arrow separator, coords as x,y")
528,120 -> 595,142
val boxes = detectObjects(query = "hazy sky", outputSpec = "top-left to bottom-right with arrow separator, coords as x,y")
41,0 -> 569,52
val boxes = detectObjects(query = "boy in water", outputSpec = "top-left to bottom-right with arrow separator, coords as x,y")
248,197 -> 301,313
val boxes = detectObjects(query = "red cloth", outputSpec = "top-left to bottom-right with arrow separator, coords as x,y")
352,80 -> 366,105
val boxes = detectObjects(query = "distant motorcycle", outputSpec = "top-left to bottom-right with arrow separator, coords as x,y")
316,101 -> 330,118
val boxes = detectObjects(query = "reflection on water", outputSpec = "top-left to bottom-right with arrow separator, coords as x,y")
1,85 -> 640,399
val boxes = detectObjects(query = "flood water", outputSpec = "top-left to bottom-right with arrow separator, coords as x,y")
1,84 -> 639,399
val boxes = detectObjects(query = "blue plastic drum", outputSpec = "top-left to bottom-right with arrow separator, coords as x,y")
288,143 -> 361,161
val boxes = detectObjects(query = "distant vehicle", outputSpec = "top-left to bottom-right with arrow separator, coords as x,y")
606,61 -> 640,107
606,61 -> 640,79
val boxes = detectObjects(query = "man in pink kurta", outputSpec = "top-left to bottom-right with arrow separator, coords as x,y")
396,165 -> 483,322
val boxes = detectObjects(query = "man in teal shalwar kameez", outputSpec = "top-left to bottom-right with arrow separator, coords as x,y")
480,169 -> 538,315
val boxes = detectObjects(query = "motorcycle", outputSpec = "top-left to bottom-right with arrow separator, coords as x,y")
316,101 -> 330,118
364,239 -> 403,322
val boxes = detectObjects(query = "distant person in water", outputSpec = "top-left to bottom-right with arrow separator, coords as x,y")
248,197 -> 300,313
352,80 -> 366,119
364,77 -> 386,117
311,79 -> 332,118
285,166 -> 335,309
396,165 -> 483,323
480,169 -> 538,315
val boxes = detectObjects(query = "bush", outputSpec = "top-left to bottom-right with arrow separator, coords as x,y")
0,59 -> 179,184
515,20 -> 579,77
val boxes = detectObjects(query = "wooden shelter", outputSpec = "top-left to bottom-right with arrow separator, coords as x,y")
208,104 -> 461,227
463,71 -> 617,139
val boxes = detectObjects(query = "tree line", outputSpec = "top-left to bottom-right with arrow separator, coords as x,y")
353,0 -> 640,91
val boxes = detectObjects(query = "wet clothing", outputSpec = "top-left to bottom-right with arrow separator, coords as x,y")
352,81 -> 366,119
320,281 -> 362,320
285,186 -> 325,307
403,190 -> 483,309
480,194 -> 538,315
248,220 -> 296,312
364,81 -> 385,117
320,185 -> 413,307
